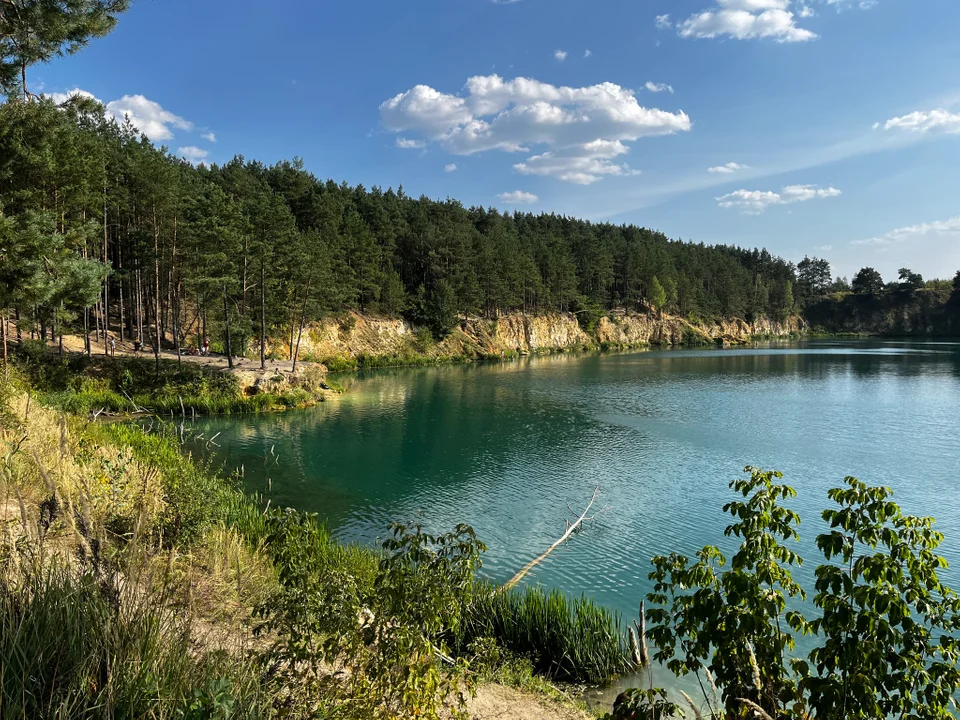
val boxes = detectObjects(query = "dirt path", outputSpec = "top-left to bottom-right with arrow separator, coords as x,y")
468,685 -> 591,720
24,332 -> 314,374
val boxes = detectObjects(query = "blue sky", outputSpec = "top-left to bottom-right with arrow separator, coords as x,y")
34,0 -> 960,281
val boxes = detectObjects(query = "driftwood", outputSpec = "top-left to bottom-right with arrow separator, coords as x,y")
501,487 -> 601,591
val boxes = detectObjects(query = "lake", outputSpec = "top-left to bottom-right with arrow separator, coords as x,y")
189,339 -> 960,663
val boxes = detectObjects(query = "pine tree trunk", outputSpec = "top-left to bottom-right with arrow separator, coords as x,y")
2,311 -> 7,381
103,184 -> 110,355
260,261 -> 266,370
223,284 -> 234,370
153,208 -> 162,376
292,279 -> 312,374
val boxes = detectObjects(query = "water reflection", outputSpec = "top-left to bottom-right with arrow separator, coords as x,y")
185,340 -> 960,622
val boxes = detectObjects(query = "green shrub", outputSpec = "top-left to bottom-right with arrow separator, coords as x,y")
643,468 -> 960,720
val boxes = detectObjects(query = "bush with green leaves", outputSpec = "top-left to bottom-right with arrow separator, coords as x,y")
641,467 -> 960,720
255,517 -> 483,719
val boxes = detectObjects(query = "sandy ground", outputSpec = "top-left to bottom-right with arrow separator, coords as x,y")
24,332 -> 313,374
468,685 -> 591,720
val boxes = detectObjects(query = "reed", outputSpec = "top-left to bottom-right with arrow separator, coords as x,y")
459,581 -> 632,685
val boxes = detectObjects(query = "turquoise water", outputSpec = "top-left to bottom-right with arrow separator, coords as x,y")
189,340 -> 960,637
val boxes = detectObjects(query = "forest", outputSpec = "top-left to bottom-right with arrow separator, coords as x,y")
0,95 -> 812,370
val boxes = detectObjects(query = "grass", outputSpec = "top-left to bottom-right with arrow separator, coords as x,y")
460,582 -> 634,685
10,342 -> 327,417
0,559 -> 270,720
0,375 -> 633,717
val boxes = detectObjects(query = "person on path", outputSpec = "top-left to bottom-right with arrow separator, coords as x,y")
133,339 -> 141,358
203,337 -> 210,357
109,337 -> 116,357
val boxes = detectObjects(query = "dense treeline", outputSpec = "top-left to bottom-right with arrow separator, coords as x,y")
0,97 -> 806,372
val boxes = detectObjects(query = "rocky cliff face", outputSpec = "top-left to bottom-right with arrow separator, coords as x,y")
273,311 -> 802,365
804,290 -> 958,336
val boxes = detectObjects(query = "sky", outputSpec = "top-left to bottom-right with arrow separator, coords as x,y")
33,0 -> 960,281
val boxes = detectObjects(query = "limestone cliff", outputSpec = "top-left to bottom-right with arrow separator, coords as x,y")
270,311 -> 802,366
804,290 -> 958,336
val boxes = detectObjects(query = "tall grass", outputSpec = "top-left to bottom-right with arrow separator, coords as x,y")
0,562 -> 269,720
460,582 -> 633,685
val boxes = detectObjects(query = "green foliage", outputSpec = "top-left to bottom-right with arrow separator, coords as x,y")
802,477 -> 960,719
1,97 -> 806,373
643,468 -> 960,720
255,518 -> 481,719
897,266 -> 924,293
13,352 -> 321,416
646,468 -> 805,715
852,266 -> 885,295
650,276 -> 667,312
0,0 -> 131,99
599,688 -> 685,720
460,582 -> 632,684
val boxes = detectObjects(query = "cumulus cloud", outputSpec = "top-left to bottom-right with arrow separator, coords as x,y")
644,81 -> 674,94
554,49 -> 568,61
105,95 -> 193,141
202,131 -> 217,142
46,87 -> 97,105
851,215 -> 960,246
178,146 -> 209,165
396,137 -> 426,149
380,74 -> 691,183
716,183 -> 841,213
584,49 -> 592,58
882,109 -> 960,135
655,14 -> 673,28
514,139 -> 641,185
677,0 -> 817,42
44,88 -> 194,141
708,161 -> 748,173
445,163 -> 458,172
498,190 -> 539,204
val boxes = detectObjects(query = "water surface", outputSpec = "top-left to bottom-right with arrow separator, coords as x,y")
189,340 -> 960,627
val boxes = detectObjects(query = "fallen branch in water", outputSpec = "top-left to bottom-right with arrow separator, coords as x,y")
501,486 -> 601,591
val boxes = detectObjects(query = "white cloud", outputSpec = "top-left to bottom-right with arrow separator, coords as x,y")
584,49 -> 592,58
851,215 -> 960,246
708,161 -> 748,173
498,190 -> 539,204
46,87 -> 98,105
514,139 -> 641,185
380,74 -> 692,183
445,163 -> 458,172
815,244 -> 833,251
717,183 -> 841,213
44,88 -> 194,142
655,14 -> 673,28
677,0 -> 817,42
798,5 -> 815,16
106,95 -> 193,141
178,146 -> 209,165
882,109 -> 960,135
644,81 -> 674,94
202,131 -> 217,142
396,137 -> 427,149
554,49 -> 568,61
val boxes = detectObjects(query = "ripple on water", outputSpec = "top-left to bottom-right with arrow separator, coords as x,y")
188,340 -> 960,669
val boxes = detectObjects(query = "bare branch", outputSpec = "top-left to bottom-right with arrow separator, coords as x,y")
502,486 -> 600,591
